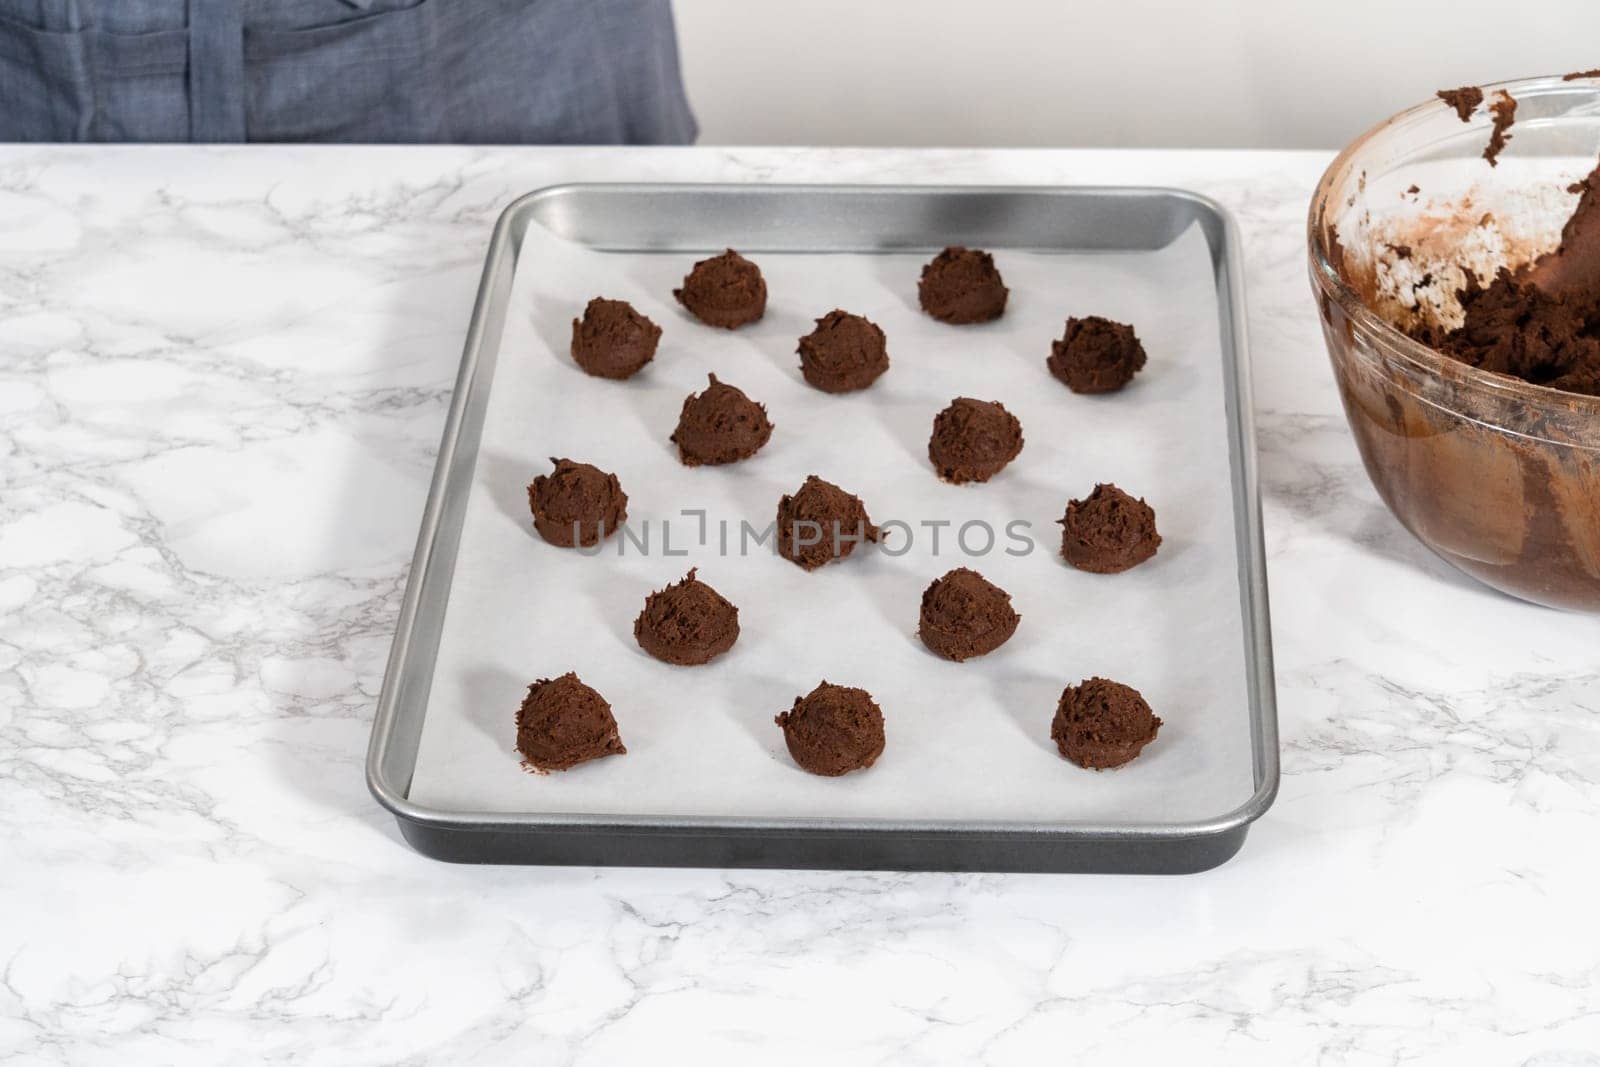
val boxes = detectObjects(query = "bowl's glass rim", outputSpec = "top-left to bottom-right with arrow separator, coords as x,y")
1307,73 -> 1600,417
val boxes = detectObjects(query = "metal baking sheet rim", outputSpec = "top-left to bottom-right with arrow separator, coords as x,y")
366,182 -> 1281,874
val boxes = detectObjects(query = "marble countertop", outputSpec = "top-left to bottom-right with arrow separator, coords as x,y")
3,146 -> 1598,1064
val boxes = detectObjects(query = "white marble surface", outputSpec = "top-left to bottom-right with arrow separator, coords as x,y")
3,146 -> 1599,1065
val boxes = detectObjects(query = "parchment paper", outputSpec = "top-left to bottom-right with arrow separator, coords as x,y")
407,220 -> 1256,825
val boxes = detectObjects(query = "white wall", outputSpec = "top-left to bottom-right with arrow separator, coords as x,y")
675,0 -> 1600,149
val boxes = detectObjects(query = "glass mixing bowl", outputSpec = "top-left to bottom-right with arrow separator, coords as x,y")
1309,74 -> 1600,611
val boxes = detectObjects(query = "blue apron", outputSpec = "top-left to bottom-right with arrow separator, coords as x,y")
0,0 -> 696,143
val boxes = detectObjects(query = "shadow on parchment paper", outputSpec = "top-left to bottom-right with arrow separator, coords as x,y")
529,291 -> 582,374
461,664 -> 530,750
742,307 -> 825,383
995,670 -> 1070,759
868,253 -> 932,319
736,669 -> 819,772
852,555 -> 938,661
744,328 -> 802,384
620,380 -> 697,467
859,389 -> 938,473
475,448 -> 540,537
576,564 -> 659,663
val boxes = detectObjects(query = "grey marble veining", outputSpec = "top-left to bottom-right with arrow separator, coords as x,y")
3,146 -> 1599,1065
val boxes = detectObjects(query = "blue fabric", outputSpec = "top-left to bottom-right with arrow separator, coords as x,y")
0,0 -> 697,144
189,0 -> 244,142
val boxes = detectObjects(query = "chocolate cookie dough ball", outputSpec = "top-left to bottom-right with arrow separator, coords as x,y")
515,672 -> 626,772
917,568 -> 1020,662
1051,677 -> 1161,770
633,568 -> 740,666
796,309 -> 890,393
670,374 -> 774,466
674,249 -> 767,329
776,475 -> 880,570
928,397 -> 1024,484
1057,483 -> 1161,574
918,246 -> 1008,324
569,297 -> 661,380
775,681 -> 886,776
1047,316 -> 1148,394
527,457 -> 628,548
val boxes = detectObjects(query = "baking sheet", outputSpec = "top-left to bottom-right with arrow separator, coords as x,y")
406,220 -> 1254,825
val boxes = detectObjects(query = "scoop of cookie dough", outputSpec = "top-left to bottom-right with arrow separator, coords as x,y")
1051,676 -> 1161,770
774,681 -> 886,776
527,457 -> 628,548
670,373 -> 774,466
917,568 -> 1020,662
918,246 -> 1008,324
928,397 -> 1024,484
515,672 -> 626,772
569,297 -> 661,380
776,474 -> 879,570
633,568 -> 740,666
673,248 -> 767,329
1057,483 -> 1161,573
796,309 -> 890,392
1047,316 -> 1148,394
